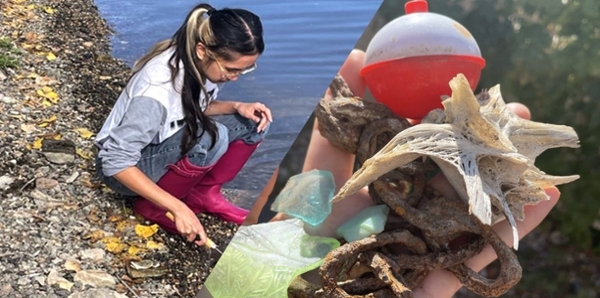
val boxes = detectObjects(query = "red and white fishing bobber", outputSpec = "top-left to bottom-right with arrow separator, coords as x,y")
360,0 -> 486,121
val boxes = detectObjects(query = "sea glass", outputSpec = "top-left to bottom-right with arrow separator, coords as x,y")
336,204 -> 390,243
203,218 -> 340,298
270,169 -> 335,226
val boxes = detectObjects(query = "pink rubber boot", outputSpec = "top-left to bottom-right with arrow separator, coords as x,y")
133,157 -> 213,234
184,140 -> 260,225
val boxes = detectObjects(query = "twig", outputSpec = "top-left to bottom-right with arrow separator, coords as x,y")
116,275 -> 141,298
20,177 -> 36,192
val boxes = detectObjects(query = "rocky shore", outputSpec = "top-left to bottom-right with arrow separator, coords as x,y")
0,0 -> 238,297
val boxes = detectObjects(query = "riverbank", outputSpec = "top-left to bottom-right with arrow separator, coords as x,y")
0,0 -> 238,297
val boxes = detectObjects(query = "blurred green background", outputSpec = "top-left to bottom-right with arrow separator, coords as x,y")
260,0 -> 600,296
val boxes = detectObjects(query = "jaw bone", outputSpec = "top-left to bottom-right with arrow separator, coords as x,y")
330,74 -> 580,250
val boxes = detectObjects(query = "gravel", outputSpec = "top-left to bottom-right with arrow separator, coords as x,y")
0,0 -> 238,297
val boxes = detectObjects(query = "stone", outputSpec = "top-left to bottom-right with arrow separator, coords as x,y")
47,269 -> 74,291
68,288 -> 128,298
270,169 -> 335,226
0,283 -> 13,296
79,248 -> 105,261
0,175 -> 14,191
336,204 -> 391,243
64,259 -> 81,272
36,178 -> 59,190
74,270 -> 116,289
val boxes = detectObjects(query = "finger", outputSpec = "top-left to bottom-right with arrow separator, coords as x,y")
257,115 -> 268,132
186,233 -> 196,242
263,108 -> 273,123
195,229 -> 208,246
505,102 -> 531,120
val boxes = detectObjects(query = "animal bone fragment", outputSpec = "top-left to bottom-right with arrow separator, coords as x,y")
331,74 -> 580,250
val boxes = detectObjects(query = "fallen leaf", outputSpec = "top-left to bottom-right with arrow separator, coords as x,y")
20,123 -> 36,133
146,241 -> 165,250
82,230 -> 105,243
76,148 -> 93,160
115,219 -> 133,232
74,128 -> 94,139
41,86 -> 53,93
32,138 -> 43,149
134,224 -> 159,239
101,237 -> 129,254
46,52 -> 56,61
127,245 -> 145,256
108,214 -> 125,222
43,6 -> 54,14
38,115 -> 57,127
23,31 -> 37,42
42,99 -> 52,107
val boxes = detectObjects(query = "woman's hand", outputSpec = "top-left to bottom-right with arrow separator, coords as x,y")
235,102 -> 273,132
170,202 -> 208,246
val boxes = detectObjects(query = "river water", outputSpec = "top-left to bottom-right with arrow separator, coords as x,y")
94,0 -> 383,206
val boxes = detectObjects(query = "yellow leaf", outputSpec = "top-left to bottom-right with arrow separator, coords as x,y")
42,99 -> 52,107
39,115 -> 57,124
82,230 -> 105,243
46,52 -> 56,61
134,224 -> 159,238
101,236 -> 128,254
41,86 -> 53,93
76,148 -> 92,160
27,72 -> 37,79
45,92 -> 58,102
32,138 -> 43,149
52,134 -> 62,140
36,89 -> 45,97
38,122 -> 49,128
43,6 -> 54,14
74,128 -> 94,139
115,220 -> 130,232
25,4 -> 35,10
127,245 -> 146,256
146,240 -> 166,250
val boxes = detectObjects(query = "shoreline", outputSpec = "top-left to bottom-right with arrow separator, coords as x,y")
0,0 -> 237,297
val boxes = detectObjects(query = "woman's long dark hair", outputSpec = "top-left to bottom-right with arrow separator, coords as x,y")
131,3 -> 264,156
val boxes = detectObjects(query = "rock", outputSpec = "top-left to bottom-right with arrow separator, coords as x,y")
0,71 -> 6,81
82,41 -> 93,48
0,175 -> 14,191
42,152 -> 76,165
41,139 -> 76,165
68,288 -> 128,298
47,269 -> 74,291
36,178 -> 59,190
1,95 -> 15,104
74,270 -> 116,289
79,248 -> 105,261
126,261 -> 169,279
65,171 -> 80,183
64,259 -> 81,272
0,283 -> 13,296
34,276 -> 46,286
